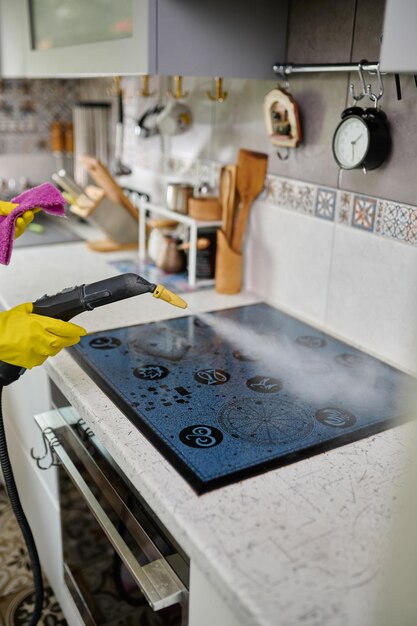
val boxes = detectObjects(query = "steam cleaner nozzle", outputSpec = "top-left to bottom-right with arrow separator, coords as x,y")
152,284 -> 188,309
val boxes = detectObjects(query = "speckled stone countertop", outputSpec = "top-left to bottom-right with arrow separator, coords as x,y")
0,242 -> 412,626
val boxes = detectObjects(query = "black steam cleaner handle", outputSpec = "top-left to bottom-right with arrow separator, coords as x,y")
0,273 -> 186,386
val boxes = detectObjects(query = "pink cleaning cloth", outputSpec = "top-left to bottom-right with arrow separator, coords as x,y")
0,182 -> 66,265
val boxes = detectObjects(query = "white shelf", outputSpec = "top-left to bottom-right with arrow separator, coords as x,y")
138,200 -> 222,288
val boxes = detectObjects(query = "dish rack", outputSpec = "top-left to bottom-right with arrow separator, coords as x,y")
138,200 -> 222,287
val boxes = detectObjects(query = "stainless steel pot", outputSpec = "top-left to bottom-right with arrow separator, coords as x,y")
166,182 -> 193,214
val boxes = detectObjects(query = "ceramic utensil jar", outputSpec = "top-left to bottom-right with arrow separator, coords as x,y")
166,182 -> 193,214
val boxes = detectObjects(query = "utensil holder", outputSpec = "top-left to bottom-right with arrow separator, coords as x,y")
215,229 -> 243,294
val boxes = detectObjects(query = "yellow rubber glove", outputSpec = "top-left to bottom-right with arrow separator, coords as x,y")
0,303 -> 86,369
0,200 -> 40,239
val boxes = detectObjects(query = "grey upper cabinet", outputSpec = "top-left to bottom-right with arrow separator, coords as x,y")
0,0 -> 289,79
156,0 -> 288,80
380,0 -> 417,72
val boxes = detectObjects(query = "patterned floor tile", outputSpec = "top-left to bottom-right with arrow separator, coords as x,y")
0,488 -> 66,625
0,585 -> 67,626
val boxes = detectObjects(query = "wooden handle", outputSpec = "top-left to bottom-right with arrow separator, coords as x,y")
178,238 -> 210,251
148,218 -> 178,229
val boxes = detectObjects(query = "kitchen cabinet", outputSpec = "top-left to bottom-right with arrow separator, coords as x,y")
156,0 -> 288,80
0,0 -> 156,77
0,0 -> 288,79
380,0 -> 417,72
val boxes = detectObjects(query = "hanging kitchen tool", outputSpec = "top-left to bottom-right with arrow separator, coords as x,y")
263,72 -> 302,160
135,104 -> 164,138
156,99 -> 192,136
157,75 -> 192,136
332,62 -> 391,173
111,76 -> 132,176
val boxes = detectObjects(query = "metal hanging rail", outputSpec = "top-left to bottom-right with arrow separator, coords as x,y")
273,62 -> 380,75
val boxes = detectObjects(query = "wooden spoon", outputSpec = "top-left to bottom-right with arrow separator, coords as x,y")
231,149 -> 268,253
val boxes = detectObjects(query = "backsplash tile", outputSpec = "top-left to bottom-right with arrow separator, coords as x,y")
315,188 -> 337,221
336,191 -> 353,225
0,78 -> 80,154
351,195 -> 377,231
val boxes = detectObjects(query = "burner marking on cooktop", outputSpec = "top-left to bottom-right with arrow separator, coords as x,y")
246,376 -> 283,394
194,369 -> 230,386
219,397 -> 314,445
296,335 -> 327,349
315,407 -> 356,428
179,425 -> 223,448
133,365 -> 169,381
335,353 -> 364,368
89,337 -> 121,350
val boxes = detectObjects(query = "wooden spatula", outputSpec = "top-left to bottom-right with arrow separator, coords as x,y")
231,149 -> 268,253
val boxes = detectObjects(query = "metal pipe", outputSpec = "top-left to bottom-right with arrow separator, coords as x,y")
273,62 -> 380,76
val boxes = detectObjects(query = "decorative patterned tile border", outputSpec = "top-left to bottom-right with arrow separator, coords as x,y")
136,154 -> 417,249
261,172 -> 417,248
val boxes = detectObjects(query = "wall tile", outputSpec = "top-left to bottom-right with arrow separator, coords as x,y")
245,202 -> 334,326
286,0 -> 357,64
325,225 -> 417,372
351,194 -> 377,231
315,187 -> 337,220
336,190 -> 354,225
0,78 -> 80,155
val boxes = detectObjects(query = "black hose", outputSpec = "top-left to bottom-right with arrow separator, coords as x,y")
0,386 -> 44,625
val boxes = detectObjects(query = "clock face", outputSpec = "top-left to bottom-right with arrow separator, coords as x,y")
333,115 -> 370,169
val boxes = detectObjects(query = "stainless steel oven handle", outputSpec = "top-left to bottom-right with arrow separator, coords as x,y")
40,421 -> 186,612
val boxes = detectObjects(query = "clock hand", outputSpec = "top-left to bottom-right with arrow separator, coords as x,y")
351,133 -> 363,145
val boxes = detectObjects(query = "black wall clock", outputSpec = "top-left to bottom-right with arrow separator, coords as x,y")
332,106 -> 391,172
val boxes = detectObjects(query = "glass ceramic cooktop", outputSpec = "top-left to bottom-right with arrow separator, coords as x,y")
70,303 -> 415,493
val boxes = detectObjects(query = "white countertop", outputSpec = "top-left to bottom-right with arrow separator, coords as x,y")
0,240 -> 412,626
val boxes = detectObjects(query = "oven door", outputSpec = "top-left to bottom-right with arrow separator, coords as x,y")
34,407 -> 189,626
